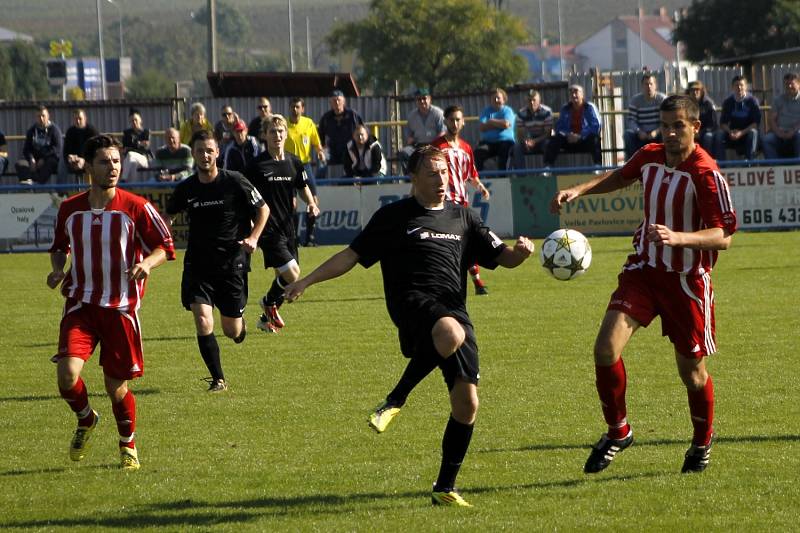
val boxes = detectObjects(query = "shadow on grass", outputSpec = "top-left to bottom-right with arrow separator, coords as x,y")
0,387 -> 161,403
143,335 -> 200,342
0,464 -> 113,477
477,433 -> 800,454
288,296 -> 385,304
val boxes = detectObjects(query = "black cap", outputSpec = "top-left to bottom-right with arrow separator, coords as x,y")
331,89 -> 344,97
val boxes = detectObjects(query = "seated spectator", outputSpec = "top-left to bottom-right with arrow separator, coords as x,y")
222,119 -> 260,173
715,75 -> 760,161
624,73 -> 666,159
153,128 -> 193,181
63,108 -> 99,176
214,104 -> 239,151
344,124 -> 387,178
685,80 -> 718,155
16,105 -> 63,185
512,89 -> 553,169
763,72 -> 800,160
544,84 -> 602,168
179,102 -> 213,145
318,89 -> 364,179
121,108 -> 152,182
399,88 -> 445,172
475,88 -> 516,171
248,97 -> 272,141
0,128 -> 8,175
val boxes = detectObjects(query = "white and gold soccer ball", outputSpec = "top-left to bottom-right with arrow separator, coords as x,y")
539,229 -> 592,281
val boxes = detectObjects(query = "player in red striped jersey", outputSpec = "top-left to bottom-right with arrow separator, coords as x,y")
551,95 -> 737,474
431,105 -> 491,295
47,134 -> 176,470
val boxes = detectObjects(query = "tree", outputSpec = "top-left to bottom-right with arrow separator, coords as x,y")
192,0 -> 251,45
674,0 -> 800,62
126,68 -> 174,98
0,41 -> 50,101
327,0 -> 528,94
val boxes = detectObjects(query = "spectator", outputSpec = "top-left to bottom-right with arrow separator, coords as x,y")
399,88 -> 445,172
344,124 -> 387,178
763,72 -> 800,160
624,73 -> 666,159
214,104 -> 239,151
248,97 -> 272,141
153,128 -> 194,181
121,108 -> 152,182
222,119 -> 260,173
716,75 -> 761,161
16,105 -> 63,185
179,102 -> 213,145
512,89 -> 553,169
685,81 -> 718,155
63,109 -> 100,176
475,88 -> 516,171
0,128 -> 8,175
318,89 -> 364,179
544,84 -> 602,168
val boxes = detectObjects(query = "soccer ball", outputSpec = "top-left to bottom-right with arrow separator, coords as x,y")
539,229 -> 592,281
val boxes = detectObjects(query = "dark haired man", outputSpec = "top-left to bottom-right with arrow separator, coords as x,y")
63,108 -> 100,177
17,105 -> 63,184
716,75 -> 761,161
763,72 -> 800,160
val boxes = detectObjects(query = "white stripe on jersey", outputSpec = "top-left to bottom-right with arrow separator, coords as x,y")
80,213 -> 94,301
101,214 -> 113,307
144,202 -> 172,242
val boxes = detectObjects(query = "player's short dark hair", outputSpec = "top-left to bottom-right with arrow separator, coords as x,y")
407,145 -> 445,175
784,72 -> 799,83
128,107 -> 141,117
83,134 -> 122,163
641,73 -> 656,83
731,75 -> 747,85
36,104 -> 48,113
190,129 -> 216,149
291,97 -> 305,107
660,94 -> 700,121
444,105 -> 463,118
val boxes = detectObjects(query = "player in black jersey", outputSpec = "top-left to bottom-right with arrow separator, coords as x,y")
166,131 -> 269,392
245,115 -> 319,333
285,145 -> 534,507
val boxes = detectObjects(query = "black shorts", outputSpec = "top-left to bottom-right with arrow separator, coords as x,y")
259,231 -> 298,269
396,296 -> 479,389
181,267 -> 248,318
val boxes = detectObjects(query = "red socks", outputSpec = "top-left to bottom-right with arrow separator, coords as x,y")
60,378 -> 94,427
112,390 -> 137,449
595,358 -> 630,439
687,375 -> 714,446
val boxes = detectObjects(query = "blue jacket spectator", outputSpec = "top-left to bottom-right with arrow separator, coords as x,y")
716,75 -> 760,160
318,90 -> 364,177
544,84 -> 602,167
475,88 -> 516,171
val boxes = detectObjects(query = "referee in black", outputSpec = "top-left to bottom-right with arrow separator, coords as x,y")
245,115 -> 319,333
285,145 -> 534,507
166,130 -> 269,392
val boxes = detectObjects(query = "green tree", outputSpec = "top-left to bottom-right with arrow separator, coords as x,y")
674,0 -> 800,62
327,0 -> 528,93
192,0 -> 251,45
126,68 -> 174,98
0,41 -> 50,101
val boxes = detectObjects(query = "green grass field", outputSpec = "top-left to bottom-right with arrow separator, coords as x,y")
1,231 -> 798,531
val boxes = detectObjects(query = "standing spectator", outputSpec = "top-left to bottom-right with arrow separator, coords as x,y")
624,74 -> 666,159
475,88 -> 516,171
166,131 -> 269,392
344,124 -> 387,178
0,128 -> 8,175
512,89 -> 553,169
318,89 -> 364,179
47,134 -> 175,471
153,128 -> 194,182
248,97 -> 272,141
16,105 -> 63,184
222,119 -> 260,173
685,81 -> 718,155
179,102 -> 213,145
544,84 -> 602,168
763,72 -> 800,160
716,75 -> 761,161
286,97 -> 326,246
399,88 -> 446,172
63,109 -> 100,177
121,108 -> 152,182
214,104 -> 239,151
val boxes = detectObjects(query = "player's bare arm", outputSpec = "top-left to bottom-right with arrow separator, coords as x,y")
646,225 -> 732,250
127,247 -> 168,281
496,236 -> 535,268
47,251 -> 68,289
285,247 -> 360,302
240,204 -> 269,253
301,185 -> 320,217
550,169 -> 629,214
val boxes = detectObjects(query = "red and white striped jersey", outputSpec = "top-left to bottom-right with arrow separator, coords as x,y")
620,144 -> 737,275
50,189 -> 176,312
431,136 -> 479,206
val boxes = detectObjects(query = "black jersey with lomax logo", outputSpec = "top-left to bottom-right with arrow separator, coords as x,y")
350,197 -> 506,326
166,169 -> 265,271
245,151 -> 308,236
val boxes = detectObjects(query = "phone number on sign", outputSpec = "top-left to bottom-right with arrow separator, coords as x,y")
740,208 -> 800,225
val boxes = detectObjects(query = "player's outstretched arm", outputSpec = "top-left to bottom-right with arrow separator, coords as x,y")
496,236 -> 535,268
549,169 -> 628,214
47,252 -> 68,289
646,225 -> 732,250
285,247 -> 360,302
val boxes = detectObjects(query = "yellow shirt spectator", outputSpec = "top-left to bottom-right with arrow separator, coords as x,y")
179,117 -> 213,146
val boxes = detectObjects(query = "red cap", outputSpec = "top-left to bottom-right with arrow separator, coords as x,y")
233,120 -> 247,132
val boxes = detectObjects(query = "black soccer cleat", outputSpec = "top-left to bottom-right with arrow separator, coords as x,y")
584,429 -> 634,473
474,284 -> 489,296
681,433 -> 714,473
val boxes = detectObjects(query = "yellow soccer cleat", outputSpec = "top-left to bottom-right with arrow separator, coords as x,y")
120,446 -> 141,471
431,488 -> 473,507
368,399 -> 401,433
69,410 -> 100,462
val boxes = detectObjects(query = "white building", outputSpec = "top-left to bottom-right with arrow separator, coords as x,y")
0,26 -> 34,43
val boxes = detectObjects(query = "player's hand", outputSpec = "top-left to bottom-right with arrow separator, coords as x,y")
46,271 -> 66,289
308,203 -> 320,217
238,236 -> 258,254
284,279 -> 308,302
646,223 -> 681,247
127,262 -> 152,281
479,183 -> 491,200
513,236 -> 534,258
550,190 -> 578,214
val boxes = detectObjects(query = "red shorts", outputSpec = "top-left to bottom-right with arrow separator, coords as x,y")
607,265 -> 716,358
53,299 -> 144,380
